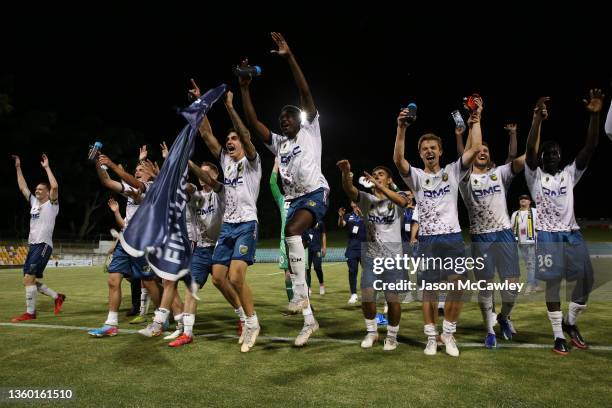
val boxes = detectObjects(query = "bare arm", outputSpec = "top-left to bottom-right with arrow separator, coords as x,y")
39,154 -> 58,202
461,100 -> 483,168
525,97 -> 550,170
198,116 -> 223,158
410,221 -> 419,243
188,160 -> 222,193
393,109 -> 412,175
337,208 -> 347,228
576,89 -> 604,170
11,155 -> 30,200
238,62 -> 272,144
224,91 -> 257,160
95,161 -> 123,193
98,155 -> 144,191
271,32 -> 316,119
337,160 -> 359,202
107,198 -> 125,229
455,126 -> 466,156
504,123 -> 518,164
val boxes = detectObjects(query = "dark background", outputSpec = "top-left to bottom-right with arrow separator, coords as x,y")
1,8 -> 610,241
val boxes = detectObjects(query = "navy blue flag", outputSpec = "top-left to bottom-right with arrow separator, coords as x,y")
120,84 -> 227,280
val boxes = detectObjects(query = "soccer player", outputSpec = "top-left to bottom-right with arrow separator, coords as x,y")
107,198 -> 143,318
88,155 -> 162,337
458,99 -> 526,348
304,221 -> 326,295
194,83 -> 261,353
524,90 -> 603,354
393,102 -> 482,357
10,154 -> 65,322
338,203 -> 366,304
270,158 -> 294,302
239,32 -> 329,346
168,161 -> 225,347
510,194 -> 541,293
337,160 -> 409,351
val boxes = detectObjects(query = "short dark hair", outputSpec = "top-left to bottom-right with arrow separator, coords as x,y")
200,161 -> 219,175
226,128 -> 238,136
372,166 -> 393,178
539,140 -> 561,157
37,182 -> 51,191
280,105 -> 301,116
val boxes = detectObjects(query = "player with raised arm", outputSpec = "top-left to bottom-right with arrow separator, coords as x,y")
393,101 -> 482,357
524,90 -> 604,354
338,160 -> 409,350
87,155 -> 162,337
192,81 -> 261,352
458,98 -> 525,348
10,154 -> 65,322
239,32 -> 329,346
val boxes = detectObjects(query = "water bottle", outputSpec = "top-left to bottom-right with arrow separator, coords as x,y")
233,65 -> 262,78
359,176 -> 374,189
451,110 -> 465,129
88,142 -> 107,170
401,102 -> 417,124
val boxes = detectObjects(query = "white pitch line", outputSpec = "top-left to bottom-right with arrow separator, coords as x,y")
2,322 -> 612,351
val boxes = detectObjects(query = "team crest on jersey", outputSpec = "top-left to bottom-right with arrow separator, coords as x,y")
308,200 -> 317,207
561,177 -> 564,182
545,176 -> 549,182
442,173 -> 448,182
237,162 -> 244,174
473,178 -> 479,185
490,174 -> 498,181
425,179 -> 430,185
387,202 -> 393,211
239,245 -> 249,255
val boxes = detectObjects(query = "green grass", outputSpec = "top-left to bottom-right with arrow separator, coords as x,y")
1,261 -> 612,407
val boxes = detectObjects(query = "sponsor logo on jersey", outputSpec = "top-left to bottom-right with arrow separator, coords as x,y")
368,214 -> 395,224
473,185 -> 502,197
542,186 -> 567,197
280,146 -> 302,165
196,204 -> 216,215
224,176 -> 244,186
423,185 -> 451,198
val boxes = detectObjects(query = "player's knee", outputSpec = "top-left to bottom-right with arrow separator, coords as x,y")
107,274 -> 121,290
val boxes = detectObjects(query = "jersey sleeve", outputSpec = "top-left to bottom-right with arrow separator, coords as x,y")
450,157 -> 469,182
301,112 -> 321,139
566,160 -> 586,186
29,194 -> 37,207
401,166 -> 421,193
498,162 -> 516,189
266,133 -> 282,156
357,191 -> 376,216
524,165 -> 538,197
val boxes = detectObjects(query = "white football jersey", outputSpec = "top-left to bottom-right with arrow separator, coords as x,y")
459,163 -> 515,235
121,180 -> 153,229
402,158 -> 468,236
28,195 -> 59,248
190,188 -> 225,247
267,113 -> 329,200
525,161 -> 585,232
357,191 -> 403,257
219,150 -> 261,223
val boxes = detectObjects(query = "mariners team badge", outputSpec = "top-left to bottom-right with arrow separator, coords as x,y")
442,173 -> 448,182
308,200 -> 317,207
239,245 -> 249,255
490,174 -> 498,181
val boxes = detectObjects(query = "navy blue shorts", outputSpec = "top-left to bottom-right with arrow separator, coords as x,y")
107,243 -> 154,279
471,229 -> 520,281
287,188 -> 329,226
212,221 -> 258,266
184,246 -> 214,288
536,230 -> 594,281
417,232 -> 466,283
23,243 -> 52,278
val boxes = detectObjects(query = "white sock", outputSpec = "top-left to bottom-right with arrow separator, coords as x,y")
153,308 -> 170,328
302,305 -> 315,325
36,283 -> 58,299
442,319 -> 456,335
246,313 -> 259,329
478,292 -> 495,334
566,302 -> 587,326
174,313 -> 184,329
365,318 -> 377,334
183,313 -> 195,336
424,323 -> 437,340
234,306 -> 246,323
25,285 -> 37,314
387,324 -> 399,339
547,311 -> 564,339
105,311 -> 119,326
286,235 -> 307,298
140,288 -> 149,316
